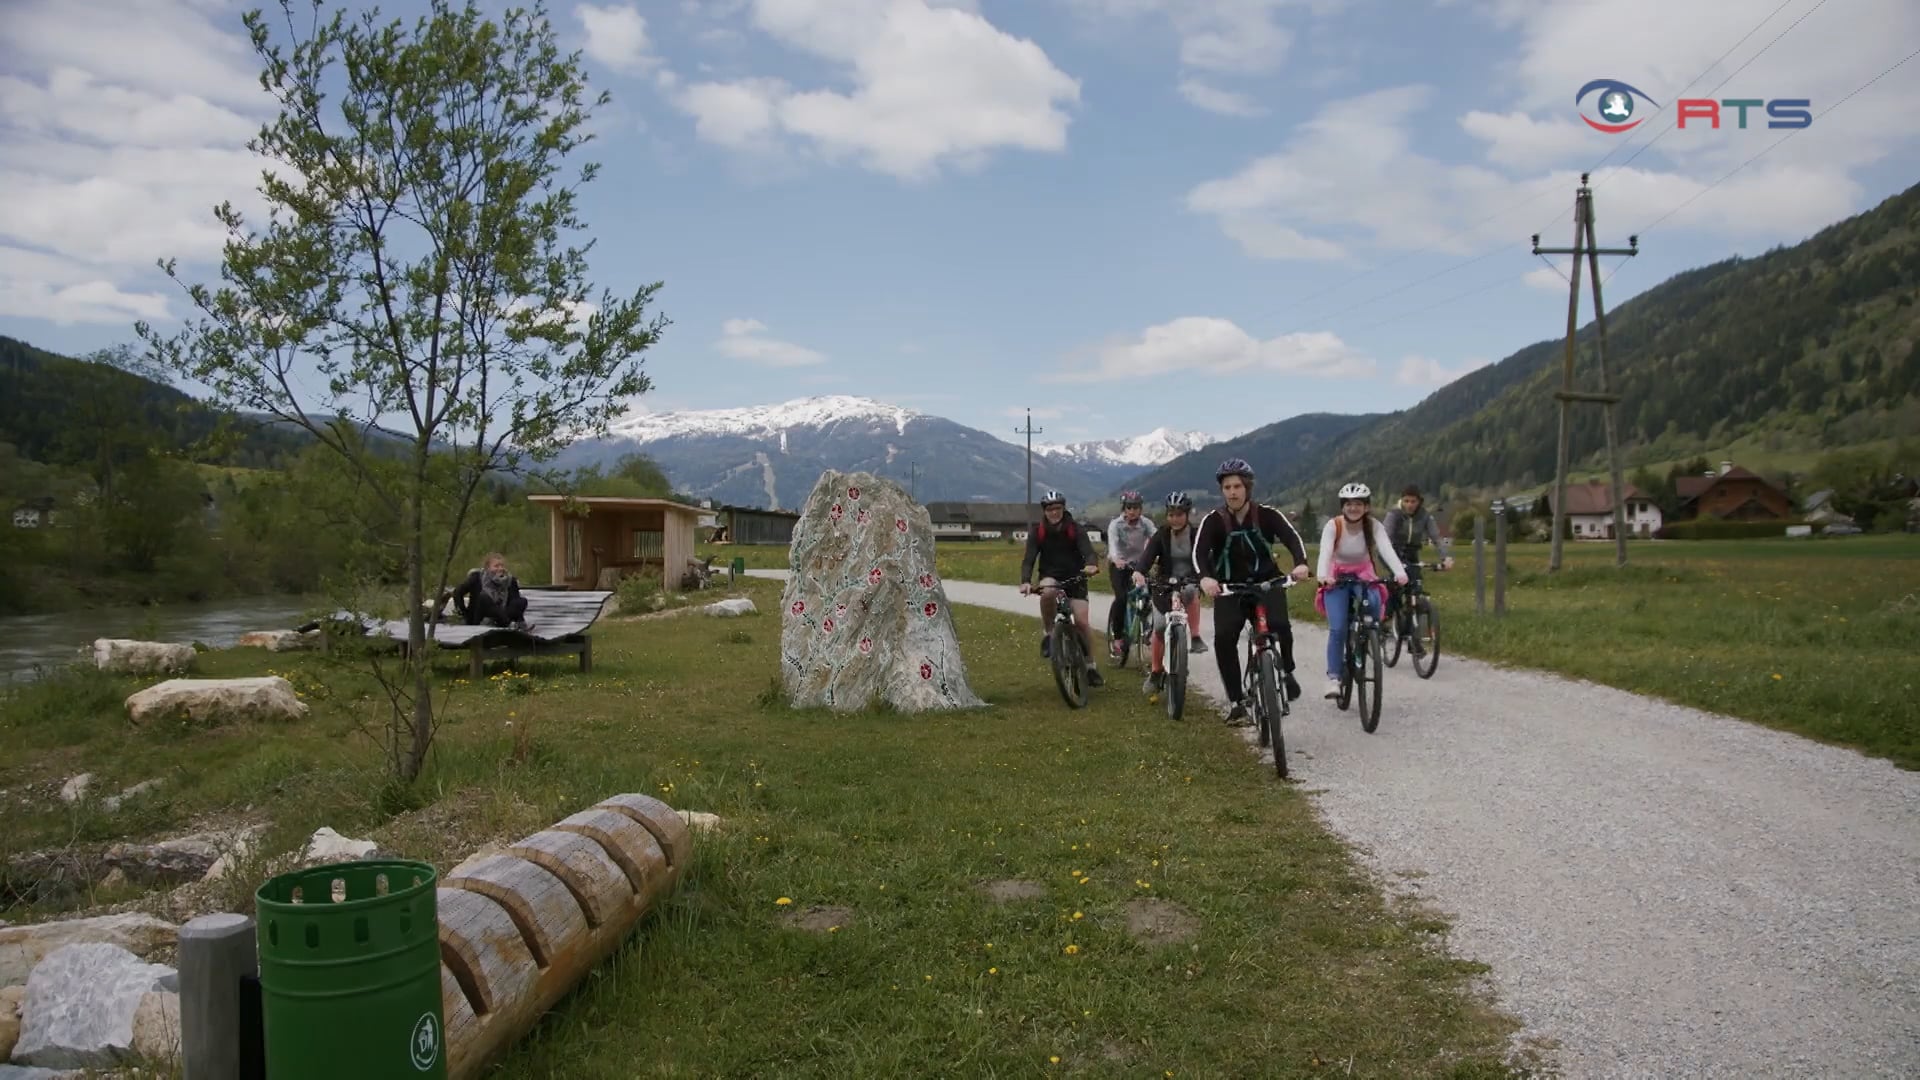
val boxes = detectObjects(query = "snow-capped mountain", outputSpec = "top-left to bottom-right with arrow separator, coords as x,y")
552,395 -> 1130,508
1036,427 -> 1217,468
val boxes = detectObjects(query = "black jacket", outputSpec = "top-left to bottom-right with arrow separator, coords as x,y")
1192,503 -> 1309,584
1019,512 -> 1097,584
452,568 -> 522,620
1138,524 -> 1200,585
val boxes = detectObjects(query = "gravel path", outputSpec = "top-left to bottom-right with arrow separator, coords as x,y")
749,568 -> 1920,1076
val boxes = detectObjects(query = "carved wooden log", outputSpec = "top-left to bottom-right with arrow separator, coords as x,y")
434,793 -> 687,1079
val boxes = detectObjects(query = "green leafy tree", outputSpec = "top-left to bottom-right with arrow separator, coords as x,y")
140,0 -> 668,781
1296,499 -> 1317,536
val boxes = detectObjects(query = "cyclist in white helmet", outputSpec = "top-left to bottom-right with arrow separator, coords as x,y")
1104,490 -> 1156,658
1313,482 -> 1408,700
1131,491 -> 1208,692
1019,489 -> 1104,687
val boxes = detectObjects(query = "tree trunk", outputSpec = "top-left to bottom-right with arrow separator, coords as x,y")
401,446 -> 434,782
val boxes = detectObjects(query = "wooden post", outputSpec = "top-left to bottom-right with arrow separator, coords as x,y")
1581,192 -> 1631,568
1493,500 -> 1508,617
1473,514 -> 1486,616
179,912 -> 258,1080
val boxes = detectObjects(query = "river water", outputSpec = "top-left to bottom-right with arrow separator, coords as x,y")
0,595 -> 314,684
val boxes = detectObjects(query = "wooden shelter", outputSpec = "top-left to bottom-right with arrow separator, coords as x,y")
527,495 -> 703,592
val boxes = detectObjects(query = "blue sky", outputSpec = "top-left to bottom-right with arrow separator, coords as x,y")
3,0 -> 1917,447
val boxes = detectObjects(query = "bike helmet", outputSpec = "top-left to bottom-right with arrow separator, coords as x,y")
1401,484 -> 1423,499
1338,482 -> 1372,501
1165,492 -> 1193,511
1120,490 -> 1142,508
1040,489 -> 1066,507
1215,457 -> 1254,485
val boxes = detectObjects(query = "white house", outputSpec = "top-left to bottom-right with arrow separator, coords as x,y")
1550,481 -> 1663,539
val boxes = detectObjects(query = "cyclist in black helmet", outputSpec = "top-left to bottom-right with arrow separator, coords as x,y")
1131,491 -> 1207,691
1193,458 -> 1310,726
1019,489 -> 1104,687
1103,490 -> 1156,658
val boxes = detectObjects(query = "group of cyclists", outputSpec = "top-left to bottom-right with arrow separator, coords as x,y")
1017,458 -> 1452,725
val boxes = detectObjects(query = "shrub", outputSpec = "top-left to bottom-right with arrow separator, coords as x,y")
616,569 -> 664,611
1654,519 -> 1809,540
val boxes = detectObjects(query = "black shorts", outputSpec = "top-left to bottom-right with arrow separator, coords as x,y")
1036,576 -> 1089,602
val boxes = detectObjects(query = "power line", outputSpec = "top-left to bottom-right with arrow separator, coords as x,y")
1594,0 -> 1832,188
1632,43 -> 1920,238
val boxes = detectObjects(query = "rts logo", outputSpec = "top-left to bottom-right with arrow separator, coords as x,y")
1576,78 -> 1657,133
1576,78 -> 1813,132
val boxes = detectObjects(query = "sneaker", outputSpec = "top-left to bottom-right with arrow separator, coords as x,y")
1110,640 -> 1125,660
1409,638 -> 1426,657
1224,703 -> 1253,727
1323,678 -> 1340,699
1149,671 -> 1166,692
1041,636 -> 1051,659
1086,666 -> 1105,688
1191,638 -> 1208,655
1283,673 -> 1300,701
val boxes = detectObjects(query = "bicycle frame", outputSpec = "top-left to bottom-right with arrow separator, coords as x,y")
1219,577 -> 1300,672
1148,580 -> 1198,660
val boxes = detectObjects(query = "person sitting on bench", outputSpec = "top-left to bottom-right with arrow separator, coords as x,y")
453,552 -> 530,629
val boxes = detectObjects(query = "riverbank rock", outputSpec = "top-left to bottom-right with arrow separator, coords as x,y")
0,984 -> 24,1061
236,629 -> 318,652
0,914 -> 178,988
780,471 -> 984,712
125,676 -> 308,727
89,639 -> 196,676
704,597 -> 757,617
300,827 -> 380,865
10,944 -> 175,1070
56,775 -> 91,805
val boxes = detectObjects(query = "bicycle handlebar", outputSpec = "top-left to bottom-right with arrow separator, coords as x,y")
1031,574 -> 1089,589
1216,576 -> 1306,595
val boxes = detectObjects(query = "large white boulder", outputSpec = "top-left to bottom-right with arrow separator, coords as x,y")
90,639 -> 195,676
125,676 -> 308,727
0,914 -> 178,989
9,943 -> 175,1070
300,827 -> 380,866
780,471 -> 984,712
704,597 -> 757,617
235,629 -> 318,652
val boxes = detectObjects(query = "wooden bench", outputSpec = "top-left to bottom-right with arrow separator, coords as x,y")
366,589 -> 616,678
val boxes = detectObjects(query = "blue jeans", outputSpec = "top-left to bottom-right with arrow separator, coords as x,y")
1324,580 -> 1380,678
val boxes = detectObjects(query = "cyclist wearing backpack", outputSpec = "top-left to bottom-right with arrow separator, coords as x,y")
1104,490 -> 1157,658
1194,458 -> 1311,726
1018,490 -> 1104,687
1131,491 -> 1208,691
1381,484 -> 1452,652
1315,482 -> 1409,700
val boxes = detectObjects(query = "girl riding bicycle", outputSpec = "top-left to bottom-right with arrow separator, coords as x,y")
1314,483 -> 1408,701
1131,491 -> 1209,691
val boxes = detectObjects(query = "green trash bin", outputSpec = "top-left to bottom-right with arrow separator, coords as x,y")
256,859 -> 446,1078
729,556 -> 745,584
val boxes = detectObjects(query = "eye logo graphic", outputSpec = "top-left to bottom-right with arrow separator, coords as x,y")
1576,78 -> 1658,133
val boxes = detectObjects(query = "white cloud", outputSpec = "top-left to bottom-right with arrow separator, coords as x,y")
0,0 -> 275,328
1178,79 -> 1266,118
1396,355 -> 1490,388
715,317 -> 827,366
1459,110 -> 1593,169
1523,266 -> 1568,293
576,4 -> 657,73
1049,316 -> 1375,383
667,0 -> 1081,180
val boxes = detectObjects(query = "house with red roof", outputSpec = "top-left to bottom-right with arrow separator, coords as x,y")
1547,481 -> 1663,540
1673,460 -> 1794,522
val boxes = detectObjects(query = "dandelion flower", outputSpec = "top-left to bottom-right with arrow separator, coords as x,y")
775,897 -> 793,906
1050,1056 -> 1061,1065
988,966 -> 998,974
1063,944 -> 1080,955
1771,673 -> 1782,680
1072,911 -> 1083,920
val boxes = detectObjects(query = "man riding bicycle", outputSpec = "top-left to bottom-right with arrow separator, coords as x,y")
1130,491 -> 1208,692
1194,458 -> 1311,726
1381,484 -> 1453,655
1105,491 -> 1157,659
1018,490 -> 1104,688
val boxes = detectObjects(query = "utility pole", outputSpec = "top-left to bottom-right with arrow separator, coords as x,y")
909,461 -> 920,502
1013,408 -> 1044,522
1532,173 -> 1639,572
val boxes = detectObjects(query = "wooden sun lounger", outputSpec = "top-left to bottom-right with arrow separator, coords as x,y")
330,589 -> 615,677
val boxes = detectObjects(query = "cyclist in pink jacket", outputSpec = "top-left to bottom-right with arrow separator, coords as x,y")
1314,483 -> 1408,700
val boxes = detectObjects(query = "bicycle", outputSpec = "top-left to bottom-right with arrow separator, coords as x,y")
1145,579 -> 1200,721
1329,574 -> 1385,733
1383,561 -> 1443,679
1034,575 -> 1095,709
1109,582 -> 1153,669
1216,576 -> 1304,779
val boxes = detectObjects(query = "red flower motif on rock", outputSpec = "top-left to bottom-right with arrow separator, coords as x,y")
919,662 -> 933,680
835,603 -> 848,618
858,637 -> 874,655
830,503 -> 844,520
868,567 -> 884,584
894,518 -> 908,532
857,508 -> 870,525
848,486 -> 861,500
822,617 -> 836,633
790,601 -> 806,615
923,602 -> 939,618
917,572 -> 934,589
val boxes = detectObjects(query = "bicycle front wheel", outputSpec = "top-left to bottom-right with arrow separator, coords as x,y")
1412,597 -> 1440,679
1358,626 -> 1384,734
1257,650 -> 1286,777
1052,620 -> 1087,709
1165,623 -> 1187,721
1336,624 -> 1356,712
1383,602 -> 1404,667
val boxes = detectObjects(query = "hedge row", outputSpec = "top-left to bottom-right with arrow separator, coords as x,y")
1654,519 -> 1814,540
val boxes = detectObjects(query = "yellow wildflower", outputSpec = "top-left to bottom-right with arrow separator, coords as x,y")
1063,944 -> 1080,955
775,897 -> 792,906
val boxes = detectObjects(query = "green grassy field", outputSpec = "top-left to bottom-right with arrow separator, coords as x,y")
2,577 -> 1527,1078
773,534 -> 1920,769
